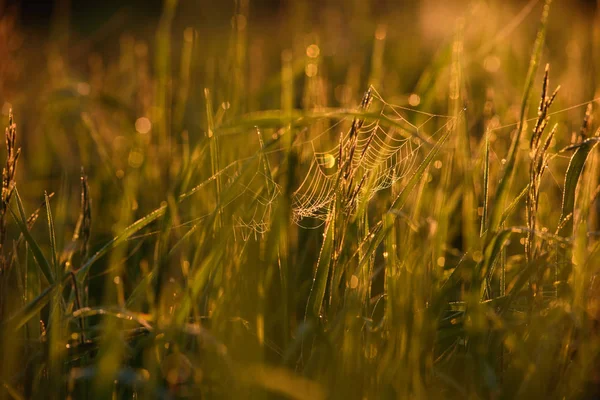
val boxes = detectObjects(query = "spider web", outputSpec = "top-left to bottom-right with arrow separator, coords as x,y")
233,161 -> 280,241
144,92 -> 600,243
291,89 -> 454,223
182,88 -> 456,240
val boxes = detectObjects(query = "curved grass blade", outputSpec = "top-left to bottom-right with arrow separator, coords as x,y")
10,189 -> 54,285
558,136 -> 600,237
76,204 -> 167,280
216,109 -> 430,144
478,229 -> 514,300
3,275 -> 66,331
5,204 -> 167,331
2,380 -> 24,400
499,185 -> 529,227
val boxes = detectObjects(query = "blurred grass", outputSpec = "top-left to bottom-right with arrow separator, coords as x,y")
1,0 -> 600,398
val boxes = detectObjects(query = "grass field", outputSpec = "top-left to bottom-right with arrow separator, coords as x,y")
1,0 -> 600,398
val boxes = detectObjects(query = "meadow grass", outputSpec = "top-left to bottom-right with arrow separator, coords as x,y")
1,0 -> 600,398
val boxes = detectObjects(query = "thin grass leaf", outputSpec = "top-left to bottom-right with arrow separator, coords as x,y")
216,109 -> 429,144
10,189 -> 54,284
306,211 -> 335,318
488,0 -> 551,232
499,185 -> 529,227
481,131 -> 490,236
2,380 -> 24,400
205,88 -> 223,230
478,229 -> 514,300
76,204 -> 167,280
5,204 -> 167,330
44,192 -> 59,275
3,275 -> 65,331
558,135 -> 600,237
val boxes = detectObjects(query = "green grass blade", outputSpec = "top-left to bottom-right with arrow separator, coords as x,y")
5,205 -> 167,330
488,0 -> 551,232
44,192 -> 59,275
558,137 -> 600,237
3,275 -> 65,331
10,189 -> 54,285
306,212 -> 335,319
499,185 -> 529,227
481,131 -> 490,237
217,109 -> 428,143
76,204 -> 167,280
205,88 -> 223,230
478,229 -> 514,299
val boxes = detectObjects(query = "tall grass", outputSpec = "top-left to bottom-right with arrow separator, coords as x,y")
1,0 -> 600,398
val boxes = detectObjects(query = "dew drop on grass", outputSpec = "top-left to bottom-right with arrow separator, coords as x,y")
350,275 -> 359,289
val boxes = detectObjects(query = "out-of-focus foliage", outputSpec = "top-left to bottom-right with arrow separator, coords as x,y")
1,0 -> 600,398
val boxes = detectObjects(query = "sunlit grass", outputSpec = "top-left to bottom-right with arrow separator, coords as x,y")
1,0 -> 600,398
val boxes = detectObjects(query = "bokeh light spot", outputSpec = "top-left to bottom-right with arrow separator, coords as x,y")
306,44 -> 320,58
135,117 -> 152,134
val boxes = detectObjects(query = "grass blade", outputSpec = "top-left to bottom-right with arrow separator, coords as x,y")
558,136 -> 600,237
488,0 -> 551,232
45,192 -> 59,275
5,204 -> 167,330
10,189 -> 54,284
306,211 -> 335,318
481,131 -> 490,236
